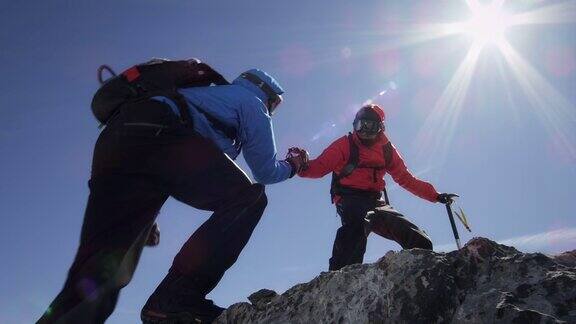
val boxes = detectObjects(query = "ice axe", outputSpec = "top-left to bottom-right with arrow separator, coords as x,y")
442,194 -> 462,249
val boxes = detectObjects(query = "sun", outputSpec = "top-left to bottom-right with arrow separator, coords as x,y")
403,0 -> 576,165
461,2 -> 513,47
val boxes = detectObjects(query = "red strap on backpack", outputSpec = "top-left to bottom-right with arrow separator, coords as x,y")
123,66 -> 141,82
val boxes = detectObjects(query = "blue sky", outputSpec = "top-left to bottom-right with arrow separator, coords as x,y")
1,0 -> 575,323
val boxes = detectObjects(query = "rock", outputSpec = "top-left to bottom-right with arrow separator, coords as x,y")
247,289 -> 278,307
215,237 -> 576,324
553,250 -> 576,268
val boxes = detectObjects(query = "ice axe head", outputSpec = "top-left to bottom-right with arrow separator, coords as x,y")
445,193 -> 459,205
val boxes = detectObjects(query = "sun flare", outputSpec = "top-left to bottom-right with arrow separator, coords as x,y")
406,0 -> 576,165
462,3 -> 512,47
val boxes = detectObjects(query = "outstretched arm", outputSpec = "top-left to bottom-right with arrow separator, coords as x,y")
241,103 -> 293,184
387,143 -> 439,202
299,137 -> 347,179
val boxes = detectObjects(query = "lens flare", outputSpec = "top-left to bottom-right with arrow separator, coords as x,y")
498,40 -> 576,162
309,0 -> 576,162
407,0 -> 576,168
415,43 -> 483,166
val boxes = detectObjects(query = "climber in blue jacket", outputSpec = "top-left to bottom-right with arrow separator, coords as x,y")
37,67 -> 309,324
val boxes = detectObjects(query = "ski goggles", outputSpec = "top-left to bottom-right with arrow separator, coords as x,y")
240,72 -> 283,115
353,118 -> 384,135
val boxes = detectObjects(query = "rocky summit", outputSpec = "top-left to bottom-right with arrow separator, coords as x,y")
215,238 -> 576,323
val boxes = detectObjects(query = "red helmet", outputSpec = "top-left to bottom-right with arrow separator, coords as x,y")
353,104 -> 385,137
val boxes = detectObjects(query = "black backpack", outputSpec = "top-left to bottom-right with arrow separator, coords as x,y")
91,58 -> 229,125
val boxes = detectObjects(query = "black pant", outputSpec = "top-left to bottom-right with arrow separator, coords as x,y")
37,100 -> 267,324
329,195 -> 432,271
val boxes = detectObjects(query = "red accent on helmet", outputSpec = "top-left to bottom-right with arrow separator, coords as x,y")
123,67 -> 141,82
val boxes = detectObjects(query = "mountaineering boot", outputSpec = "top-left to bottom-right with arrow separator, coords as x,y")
141,271 -> 225,323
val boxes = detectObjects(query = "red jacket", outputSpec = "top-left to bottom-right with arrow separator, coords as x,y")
299,132 -> 439,203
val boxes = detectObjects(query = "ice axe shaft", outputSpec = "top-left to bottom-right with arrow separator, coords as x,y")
383,187 -> 390,205
445,202 -> 461,249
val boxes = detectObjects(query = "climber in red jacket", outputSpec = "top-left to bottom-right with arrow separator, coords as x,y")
298,104 -> 456,271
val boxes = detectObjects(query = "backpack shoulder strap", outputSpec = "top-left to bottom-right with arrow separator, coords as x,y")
336,133 -> 359,180
330,133 -> 358,202
383,141 -> 393,168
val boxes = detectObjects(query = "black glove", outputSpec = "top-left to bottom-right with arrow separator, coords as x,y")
437,193 -> 459,204
285,147 -> 310,177
145,223 -> 160,247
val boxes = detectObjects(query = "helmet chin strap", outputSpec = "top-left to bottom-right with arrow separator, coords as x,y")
355,131 -> 381,146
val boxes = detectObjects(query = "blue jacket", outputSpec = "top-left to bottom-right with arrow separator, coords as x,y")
153,70 -> 292,185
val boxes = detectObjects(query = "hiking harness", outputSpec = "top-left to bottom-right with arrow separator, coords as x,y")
330,133 -> 393,204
